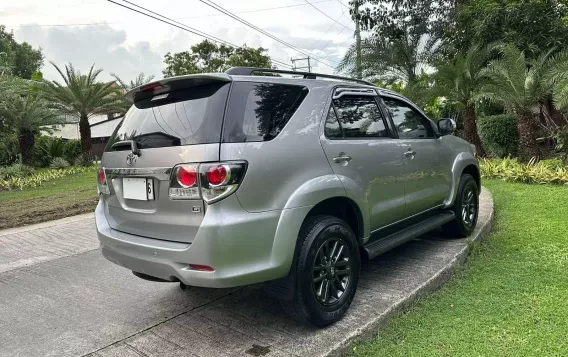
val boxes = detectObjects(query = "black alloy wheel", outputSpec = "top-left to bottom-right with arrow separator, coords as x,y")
312,237 -> 352,306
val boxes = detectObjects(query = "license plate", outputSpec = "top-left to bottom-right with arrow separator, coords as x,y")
123,178 -> 154,201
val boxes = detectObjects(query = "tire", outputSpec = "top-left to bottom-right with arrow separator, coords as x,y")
280,215 -> 361,327
444,174 -> 479,237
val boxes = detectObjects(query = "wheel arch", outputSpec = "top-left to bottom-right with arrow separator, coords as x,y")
444,152 -> 481,208
303,196 -> 365,245
462,164 -> 481,191
266,176 -> 369,300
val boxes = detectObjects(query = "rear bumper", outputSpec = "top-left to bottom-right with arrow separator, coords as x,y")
95,196 -> 312,288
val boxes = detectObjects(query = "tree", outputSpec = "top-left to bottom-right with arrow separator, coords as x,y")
353,0 -> 456,41
0,25 -> 44,79
43,63 -> 124,158
111,72 -> 155,113
445,0 -> 568,61
337,29 -> 440,84
546,53 -> 568,111
111,72 -> 155,91
477,45 -> 568,159
0,74 -> 28,133
163,40 -> 272,77
0,92 -> 64,165
376,73 -> 447,121
434,43 -> 496,156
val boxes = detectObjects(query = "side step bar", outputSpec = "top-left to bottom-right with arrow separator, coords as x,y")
363,211 -> 455,260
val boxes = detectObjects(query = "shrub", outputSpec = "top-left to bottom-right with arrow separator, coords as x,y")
74,154 -> 96,166
553,126 -> 568,161
49,157 -> 70,169
0,165 -> 97,190
0,163 -> 35,180
0,134 -> 19,166
35,136 -> 65,167
477,114 -> 519,158
480,157 -> 568,185
63,139 -> 82,163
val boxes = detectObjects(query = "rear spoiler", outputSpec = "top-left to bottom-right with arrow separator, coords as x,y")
125,73 -> 232,103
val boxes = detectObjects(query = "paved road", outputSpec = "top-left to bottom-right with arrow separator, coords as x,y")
0,191 -> 493,357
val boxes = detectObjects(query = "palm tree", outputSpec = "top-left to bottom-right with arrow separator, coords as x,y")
111,72 -> 155,91
478,45 -> 568,159
545,52 -> 568,111
43,62 -> 124,158
434,43 -> 496,157
337,29 -> 440,85
0,93 -> 64,165
110,72 -> 155,113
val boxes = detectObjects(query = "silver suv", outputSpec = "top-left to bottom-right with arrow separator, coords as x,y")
96,67 -> 480,327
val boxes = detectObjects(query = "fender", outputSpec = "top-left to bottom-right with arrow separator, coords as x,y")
283,173 -> 370,239
269,174 -> 370,278
443,152 -> 479,208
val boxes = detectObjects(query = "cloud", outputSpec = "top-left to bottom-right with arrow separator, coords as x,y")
11,18 -> 353,82
14,24 -> 164,82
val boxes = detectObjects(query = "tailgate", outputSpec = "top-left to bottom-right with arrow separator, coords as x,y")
101,145 -> 219,243
99,77 -> 230,243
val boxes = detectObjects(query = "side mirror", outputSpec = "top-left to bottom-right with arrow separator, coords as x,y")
438,118 -> 456,136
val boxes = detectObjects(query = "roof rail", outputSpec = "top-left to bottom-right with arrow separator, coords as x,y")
225,67 -> 377,87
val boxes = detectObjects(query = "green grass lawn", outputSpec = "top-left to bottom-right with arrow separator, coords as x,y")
349,180 -> 568,357
0,171 -> 98,229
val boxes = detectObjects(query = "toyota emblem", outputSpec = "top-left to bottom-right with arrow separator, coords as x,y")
126,152 -> 137,166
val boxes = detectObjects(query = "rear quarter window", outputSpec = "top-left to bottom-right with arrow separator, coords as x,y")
222,82 -> 308,142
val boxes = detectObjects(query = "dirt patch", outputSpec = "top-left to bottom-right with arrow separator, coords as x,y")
0,197 -> 99,229
0,171 -> 99,230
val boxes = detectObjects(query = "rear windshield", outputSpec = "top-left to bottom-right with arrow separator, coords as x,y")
222,82 -> 308,142
106,83 -> 230,151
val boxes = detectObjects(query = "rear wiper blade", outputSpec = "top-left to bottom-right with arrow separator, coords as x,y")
111,140 -> 141,156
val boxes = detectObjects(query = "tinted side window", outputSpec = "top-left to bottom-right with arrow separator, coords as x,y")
223,82 -> 309,142
332,96 -> 388,138
324,106 -> 342,138
106,83 -> 229,151
383,98 -> 434,139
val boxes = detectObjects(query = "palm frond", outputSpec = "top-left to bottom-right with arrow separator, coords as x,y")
43,62 -> 124,121
336,29 -> 439,85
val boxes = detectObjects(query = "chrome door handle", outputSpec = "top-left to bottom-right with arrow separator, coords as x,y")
333,153 -> 352,163
404,150 -> 417,157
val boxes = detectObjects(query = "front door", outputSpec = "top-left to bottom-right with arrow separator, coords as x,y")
381,96 -> 448,217
320,90 -> 406,231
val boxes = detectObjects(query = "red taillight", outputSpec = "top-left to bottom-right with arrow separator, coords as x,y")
189,264 -> 214,272
169,161 -> 246,202
206,165 -> 228,186
98,168 -> 106,184
97,167 -> 110,194
177,166 -> 197,187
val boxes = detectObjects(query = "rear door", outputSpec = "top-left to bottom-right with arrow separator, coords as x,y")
100,77 -> 230,243
320,88 -> 406,231
381,95 -> 448,216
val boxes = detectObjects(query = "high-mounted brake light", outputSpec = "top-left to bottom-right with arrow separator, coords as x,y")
97,167 -> 110,195
141,82 -> 166,93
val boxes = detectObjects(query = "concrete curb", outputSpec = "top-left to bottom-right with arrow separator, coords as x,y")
325,188 -> 495,357
0,212 -> 94,237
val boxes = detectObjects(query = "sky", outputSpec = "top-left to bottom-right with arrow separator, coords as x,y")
2,0 -> 357,82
